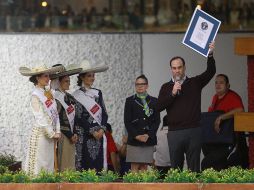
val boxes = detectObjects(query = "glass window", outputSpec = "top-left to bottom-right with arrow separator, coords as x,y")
0,0 -> 253,33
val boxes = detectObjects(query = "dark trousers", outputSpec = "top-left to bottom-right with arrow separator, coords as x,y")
201,143 -> 231,171
201,133 -> 249,171
167,127 -> 201,172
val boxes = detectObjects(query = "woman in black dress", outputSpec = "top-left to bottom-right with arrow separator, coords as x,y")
124,74 -> 160,172
72,60 -> 109,171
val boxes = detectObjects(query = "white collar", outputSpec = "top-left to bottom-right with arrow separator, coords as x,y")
171,75 -> 187,84
35,86 -> 45,92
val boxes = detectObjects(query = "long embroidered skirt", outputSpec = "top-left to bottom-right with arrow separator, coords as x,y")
23,127 -> 54,175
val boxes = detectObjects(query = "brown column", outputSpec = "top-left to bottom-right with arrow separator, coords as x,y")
247,56 -> 254,168
248,56 -> 254,112
235,37 -> 254,168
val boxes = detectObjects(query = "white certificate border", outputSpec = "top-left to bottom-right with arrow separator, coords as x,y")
182,8 -> 221,57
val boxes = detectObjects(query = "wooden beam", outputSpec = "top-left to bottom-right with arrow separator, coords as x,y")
235,37 -> 254,56
234,112 -> 254,132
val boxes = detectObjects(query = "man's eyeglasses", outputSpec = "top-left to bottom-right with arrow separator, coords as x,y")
135,83 -> 147,86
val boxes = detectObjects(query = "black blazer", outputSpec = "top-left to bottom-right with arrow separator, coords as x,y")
124,94 -> 160,146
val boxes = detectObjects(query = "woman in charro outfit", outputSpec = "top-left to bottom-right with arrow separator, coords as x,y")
50,64 -> 82,171
124,74 -> 160,172
19,65 -> 63,176
71,60 -> 109,171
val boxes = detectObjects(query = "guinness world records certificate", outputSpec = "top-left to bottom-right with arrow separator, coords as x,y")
182,8 -> 221,57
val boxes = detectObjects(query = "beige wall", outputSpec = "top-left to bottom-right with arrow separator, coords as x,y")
0,34 -> 141,162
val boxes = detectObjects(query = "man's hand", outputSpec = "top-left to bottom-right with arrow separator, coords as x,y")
209,41 -> 215,54
172,81 -> 181,96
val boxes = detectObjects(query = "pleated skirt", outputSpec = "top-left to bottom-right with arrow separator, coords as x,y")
126,145 -> 154,163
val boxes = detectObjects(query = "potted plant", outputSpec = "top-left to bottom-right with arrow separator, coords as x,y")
0,167 -> 254,190
0,153 -> 21,172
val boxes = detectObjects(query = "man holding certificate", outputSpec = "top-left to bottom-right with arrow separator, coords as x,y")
156,42 -> 216,172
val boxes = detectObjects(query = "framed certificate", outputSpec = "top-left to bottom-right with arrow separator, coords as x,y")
182,8 -> 221,57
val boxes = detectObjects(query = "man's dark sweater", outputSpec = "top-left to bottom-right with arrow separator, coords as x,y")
157,56 -> 216,131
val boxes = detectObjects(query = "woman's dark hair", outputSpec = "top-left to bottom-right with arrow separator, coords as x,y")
216,74 -> 230,89
136,74 -> 148,84
77,73 -> 86,86
29,74 -> 43,86
169,56 -> 185,67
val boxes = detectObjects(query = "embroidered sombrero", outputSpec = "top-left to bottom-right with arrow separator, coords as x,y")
69,60 -> 109,74
19,65 -> 64,76
50,64 -> 82,79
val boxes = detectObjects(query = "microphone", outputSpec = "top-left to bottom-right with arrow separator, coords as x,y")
175,76 -> 181,96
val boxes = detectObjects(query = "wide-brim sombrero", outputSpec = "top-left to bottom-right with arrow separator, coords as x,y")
68,60 -> 109,74
50,64 -> 82,79
19,65 -> 64,76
